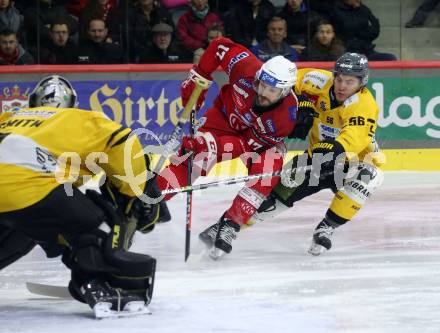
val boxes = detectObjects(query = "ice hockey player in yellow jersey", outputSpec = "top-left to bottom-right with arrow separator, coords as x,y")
252,52 -> 384,256
0,75 -> 160,318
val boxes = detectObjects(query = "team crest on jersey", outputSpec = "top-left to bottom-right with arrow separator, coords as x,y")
320,101 -> 327,111
229,113 -> 247,131
0,85 -> 30,114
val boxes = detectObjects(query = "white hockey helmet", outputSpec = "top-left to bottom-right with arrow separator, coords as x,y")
29,75 -> 78,108
255,55 -> 297,98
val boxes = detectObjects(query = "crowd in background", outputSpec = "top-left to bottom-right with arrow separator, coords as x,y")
2,0 -> 424,65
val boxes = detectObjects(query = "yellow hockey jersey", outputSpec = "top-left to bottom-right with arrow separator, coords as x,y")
295,68 -> 381,164
0,106 -> 147,212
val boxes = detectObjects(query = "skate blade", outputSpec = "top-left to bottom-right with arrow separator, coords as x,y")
185,240 -> 212,266
209,247 -> 227,260
307,243 -> 326,256
93,301 -> 151,319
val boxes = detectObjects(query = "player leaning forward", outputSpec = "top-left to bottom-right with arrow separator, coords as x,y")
0,76 -> 160,318
253,53 -> 385,255
157,37 -> 315,259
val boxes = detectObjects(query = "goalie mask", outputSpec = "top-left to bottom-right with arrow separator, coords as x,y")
29,75 -> 78,108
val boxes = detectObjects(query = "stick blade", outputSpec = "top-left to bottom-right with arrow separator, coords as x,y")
26,282 -> 72,299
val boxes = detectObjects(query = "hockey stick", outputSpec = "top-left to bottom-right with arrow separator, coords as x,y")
26,282 -> 72,299
161,164 -> 313,195
184,109 -> 195,262
152,77 -> 211,175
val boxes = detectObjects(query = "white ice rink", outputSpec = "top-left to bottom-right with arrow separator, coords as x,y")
1,172 -> 440,333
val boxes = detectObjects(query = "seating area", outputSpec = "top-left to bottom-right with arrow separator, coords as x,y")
363,0 -> 440,60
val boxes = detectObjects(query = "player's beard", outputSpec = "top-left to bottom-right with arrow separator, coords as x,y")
252,95 -> 283,114
256,94 -> 271,106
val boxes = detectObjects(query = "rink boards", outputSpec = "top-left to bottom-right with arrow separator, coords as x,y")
0,62 -> 439,171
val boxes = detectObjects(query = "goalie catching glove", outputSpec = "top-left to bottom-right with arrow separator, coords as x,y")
180,65 -> 213,111
288,94 -> 317,139
99,179 -> 162,234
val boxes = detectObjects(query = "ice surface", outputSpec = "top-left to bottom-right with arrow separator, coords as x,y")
1,172 -> 440,333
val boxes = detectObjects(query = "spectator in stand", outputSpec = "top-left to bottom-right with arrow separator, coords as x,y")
309,0 -> 336,20
23,0 -> 78,50
79,0 -> 120,43
300,19 -> 345,61
0,0 -> 23,37
250,16 -> 299,62
39,19 -> 77,64
66,0 -> 117,18
176,0 -> 222,53
208,0 -> 236,20
0,28 -> 34,65
405,0 -> 440,28
277,0 -> 321,56
331,0 -> 397,61
77,18 -> 123,64
138,22 -> 191,63
225,0 -> 275,49
193,22 -> 223,63
9,0 -> 26,12
126,0 -> 174,62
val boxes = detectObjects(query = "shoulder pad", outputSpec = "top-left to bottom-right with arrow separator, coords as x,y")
301,70 -> 331,93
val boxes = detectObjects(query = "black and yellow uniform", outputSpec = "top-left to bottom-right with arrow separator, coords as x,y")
0,106 -> 147,213
262,68 -> 383,224
0,105 -> 156,304
0,105 -> 151,264
298,68 -> 380,163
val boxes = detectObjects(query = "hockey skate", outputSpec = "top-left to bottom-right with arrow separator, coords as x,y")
80,278 -> 150,319
308,219 -> 335,256
209,216 -> 240,260
198,221 -> 219,248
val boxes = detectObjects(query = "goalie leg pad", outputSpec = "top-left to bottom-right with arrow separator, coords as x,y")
0,222 -> 36,270
70,230 -> 156,304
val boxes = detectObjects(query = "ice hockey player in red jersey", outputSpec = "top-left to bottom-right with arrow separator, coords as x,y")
157,37 -> 315,259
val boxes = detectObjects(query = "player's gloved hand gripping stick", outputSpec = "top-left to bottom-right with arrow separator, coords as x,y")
153,67 -> 211,262
152,68 -> 212,175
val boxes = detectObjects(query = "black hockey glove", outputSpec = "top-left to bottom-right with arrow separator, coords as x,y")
311,139 -> 346,175
98,179 -> 162,234
127,178 -> 162,234
288,94 -> 317,140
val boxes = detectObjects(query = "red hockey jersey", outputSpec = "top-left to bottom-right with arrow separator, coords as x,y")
197,37 -> 299,152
